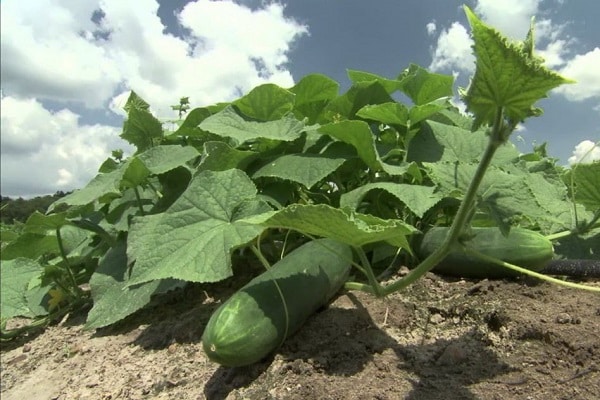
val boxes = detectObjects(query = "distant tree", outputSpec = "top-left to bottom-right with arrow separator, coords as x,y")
0,191 -> 69,224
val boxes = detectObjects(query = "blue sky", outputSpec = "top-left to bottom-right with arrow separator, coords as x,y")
1,0 -> 599,197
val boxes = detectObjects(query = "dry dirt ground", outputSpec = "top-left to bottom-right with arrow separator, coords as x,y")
1,269 -> 599,400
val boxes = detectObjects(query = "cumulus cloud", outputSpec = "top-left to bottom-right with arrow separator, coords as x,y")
554,48 -> 600,103
474,0 -> 540,39
429,22 -> 474,73
0,95 -> 124,197
568,140 -> 600,165
0,0 -> 121,108
0,0 -> 308,196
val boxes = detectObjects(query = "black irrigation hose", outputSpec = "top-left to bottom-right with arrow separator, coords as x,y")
541,259 -> 600,278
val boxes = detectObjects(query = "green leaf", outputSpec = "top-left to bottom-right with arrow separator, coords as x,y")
199,106 -> 305,145
233,83 -> 295,121
120,103 -> 163,152
356,102 -> 409,126
399,64 -> 454,106
121,157 -> 151,189
425,162 -> 567,233
1,258 -> 42,319
86,240 -> 184,329
136,145 -> 199,175
291,73 -> 339,105
50,167 -> 124,209
347,70 -> 404,94
197,141 -> 259,172
23,211 -> 69,234
324,81 -> 394,120
340,183 -> 443,218
290,74 -> 339,123
566,162 -> 600,212
123,90 -> 151,113
407,121 -> 520,164
319,120 -> 414,176
245,203 -> 416,249
319,120 -> 381,171
409,98 -> 450,125
253,153 -> 346,188
462,6 -> 573,128
127,169 -> 268,286
1,233 -> 59,260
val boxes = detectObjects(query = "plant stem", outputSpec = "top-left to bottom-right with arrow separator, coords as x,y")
545,229 -> 574,241
464,247 -> 600,292
382,108 -> 505,295
133,187 -> 145,216
56,227 -> 80,297
355,247 -> 384,297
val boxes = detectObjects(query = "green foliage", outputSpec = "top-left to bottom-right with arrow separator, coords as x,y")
2,7 -> 597,340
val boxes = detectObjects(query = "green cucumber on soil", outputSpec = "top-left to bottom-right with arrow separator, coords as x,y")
417,227 -> 554,278
202,238 -> 352,367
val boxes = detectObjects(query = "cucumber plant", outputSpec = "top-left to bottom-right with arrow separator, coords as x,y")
1,6 -> 599,343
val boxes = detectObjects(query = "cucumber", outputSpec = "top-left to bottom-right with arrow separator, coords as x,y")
202,238 -> 352,367
418,227 -> 554,278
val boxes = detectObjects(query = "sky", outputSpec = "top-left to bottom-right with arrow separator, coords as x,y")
1,0 -> 599,198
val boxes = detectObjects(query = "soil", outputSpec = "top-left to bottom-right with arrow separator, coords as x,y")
1,269 -> 599,400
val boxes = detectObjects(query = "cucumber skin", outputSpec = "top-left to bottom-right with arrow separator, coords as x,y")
202,239 -> 352,367
418,227 -> 554,278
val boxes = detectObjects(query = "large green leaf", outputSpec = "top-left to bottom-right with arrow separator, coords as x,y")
199,106 -> 305,145
253,153 -> 346,188
407,121 -> 520,164
324,81 -> 394,120
1,258 -> 42,319
356,102 -> 409,126
127,169 -> 269,285
399,64 -> 454,106
85,240 -> 184,330
319,120 -> 428,177
409,98 -> 450,125
462,6 -> 573,128
233,83 -> 295,121
347,70 -> 405,94
245,203 -> 416,250
50,167 -> 124,208
426,162 -> 574,233
565,162 -> 600,212
291,73 -> 339,105
197,141 -> 259,172
340,183 -> 443,218
290,74 -> 339,123
23,211 -> 68,234
1,233 -> 59,260
136,145 -> 199,175
319,120 -> 381,171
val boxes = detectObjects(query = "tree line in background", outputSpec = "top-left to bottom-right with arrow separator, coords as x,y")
0,192 -> 69,224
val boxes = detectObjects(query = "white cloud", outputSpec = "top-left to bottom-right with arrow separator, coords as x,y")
429,22 -> 474,73
474,0 -> 540,39
0,0 -> 308,196
0,95 -> 124,197
426,21 -> 437,36
568,140 -> 600,165
0,0 -> 121,108
554,48 -> 600,103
